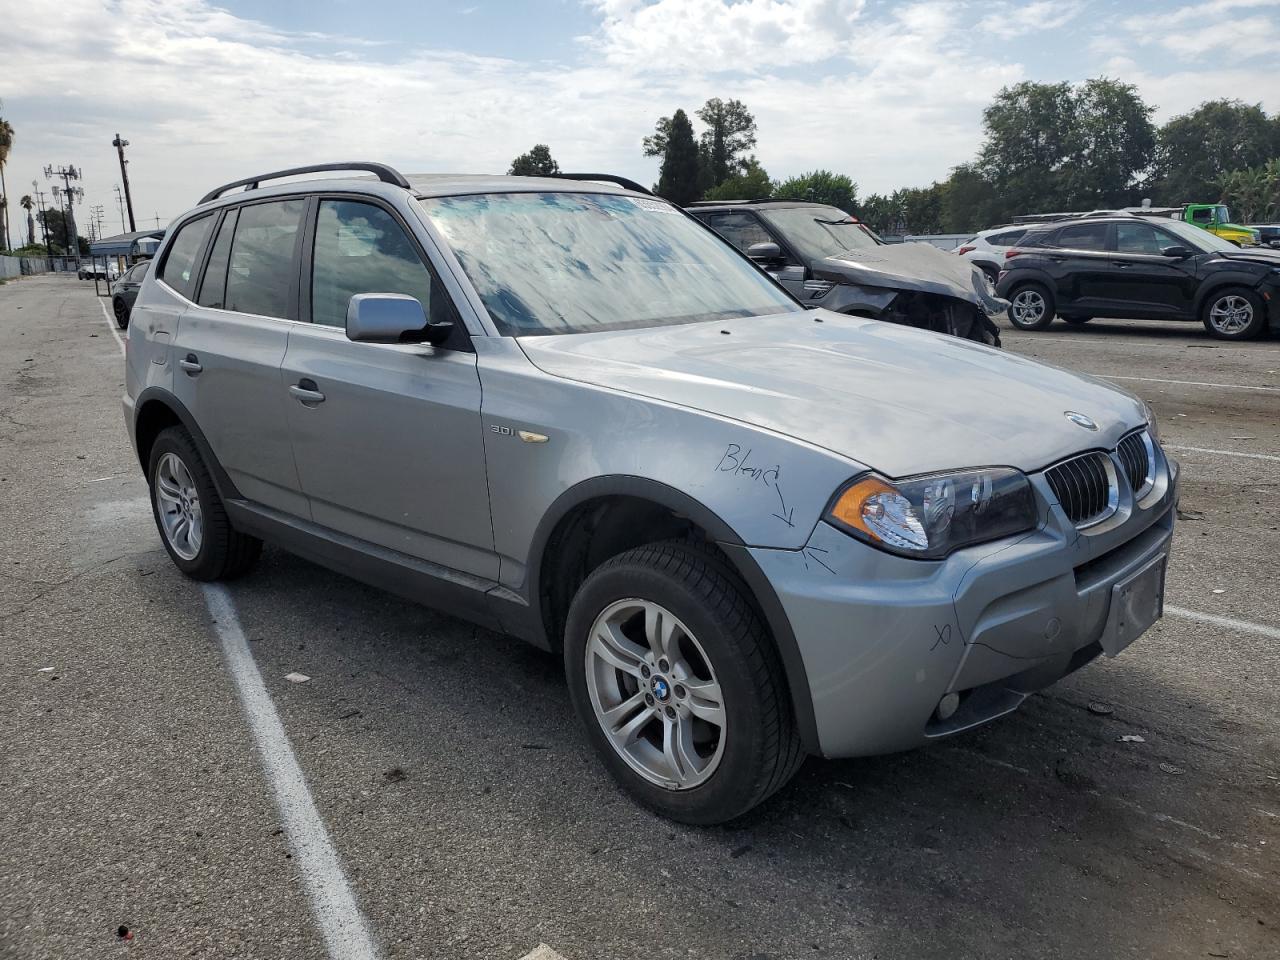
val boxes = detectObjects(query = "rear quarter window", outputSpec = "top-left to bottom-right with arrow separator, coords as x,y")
158,215 -> 214,299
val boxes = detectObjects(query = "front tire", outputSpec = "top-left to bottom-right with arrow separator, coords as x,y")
564,540 -> 804,824
148,426 -> 262,580
1202,287 -> 1265,340
1007,282 -> 1056,330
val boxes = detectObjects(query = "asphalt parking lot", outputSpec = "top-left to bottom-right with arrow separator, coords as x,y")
1,274 -> 1277,960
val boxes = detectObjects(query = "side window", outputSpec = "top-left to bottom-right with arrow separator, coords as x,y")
158,215 -> 213,298
1114,222 -> 1163,254
224,199 -> 305,319
1190,207 -> 1212,224
1055,223 -> 1109,251
310,199 -> 449,332
198,208 -> 239,309
989,229 -> 1026,246
706,212 -> 780,255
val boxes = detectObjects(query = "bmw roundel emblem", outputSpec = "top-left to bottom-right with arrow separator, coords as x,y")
1064,411 -> 1098,431
650,676 -> 671,702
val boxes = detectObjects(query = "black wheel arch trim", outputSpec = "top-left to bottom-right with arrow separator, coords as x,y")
133,387 -> 242,503
524,475 -> 820,752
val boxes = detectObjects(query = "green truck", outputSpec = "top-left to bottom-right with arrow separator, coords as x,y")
1142,203 -> 1259,246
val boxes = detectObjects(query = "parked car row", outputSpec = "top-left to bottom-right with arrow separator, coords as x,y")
122,163 -> 1176,823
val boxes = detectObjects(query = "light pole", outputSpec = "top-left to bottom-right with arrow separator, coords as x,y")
112,134 -> 137,232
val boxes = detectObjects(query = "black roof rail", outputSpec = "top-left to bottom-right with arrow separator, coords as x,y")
199,161 -> 411,205
542,173 -> 654,196
686,198 -> 809,206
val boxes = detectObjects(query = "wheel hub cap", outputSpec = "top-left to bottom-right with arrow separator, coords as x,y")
585,598 -> 726,790
1210,296 -> 1252,334
154,452 -> 203,561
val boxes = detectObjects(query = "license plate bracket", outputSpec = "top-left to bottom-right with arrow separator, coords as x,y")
1102,553 -> 1167,657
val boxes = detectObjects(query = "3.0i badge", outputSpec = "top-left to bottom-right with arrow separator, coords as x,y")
1064,411 -> 1098,431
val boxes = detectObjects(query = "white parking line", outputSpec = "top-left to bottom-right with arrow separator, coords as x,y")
203,584 -> 382,960
520,946 -> 570,960
1004,334 -> 1280,356
1098,374 -> 1280,394
97,298 -> 126,356
1166,606 -> 1280,641
1164,444 -> 1280,464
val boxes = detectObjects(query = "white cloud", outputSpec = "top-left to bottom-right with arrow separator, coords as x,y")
978,1 -> 1083,40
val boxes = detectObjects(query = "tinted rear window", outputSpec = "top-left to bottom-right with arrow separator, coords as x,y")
1054,223 -> 1109,251
223,199 -> 305,319
158,215 -> 213,298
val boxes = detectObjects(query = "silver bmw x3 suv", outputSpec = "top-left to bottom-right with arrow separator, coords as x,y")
123,162 -> 1177,824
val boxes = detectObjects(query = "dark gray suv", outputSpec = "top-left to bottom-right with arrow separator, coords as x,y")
123,162 -> 1176,823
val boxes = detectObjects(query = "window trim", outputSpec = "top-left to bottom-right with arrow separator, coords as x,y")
300,192 -> 471,352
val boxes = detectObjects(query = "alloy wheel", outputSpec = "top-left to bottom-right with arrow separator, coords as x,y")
1010,289 -> 1045,325
1208,295 -> 1253,336
585,598 -> 726,790
154,452 -> 203,561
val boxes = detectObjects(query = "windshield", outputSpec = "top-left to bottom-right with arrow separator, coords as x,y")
759,206 -> 881,261
1161,218 -> 1240,253
417,192 -> 800,336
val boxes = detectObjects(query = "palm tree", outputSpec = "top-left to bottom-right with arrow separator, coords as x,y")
0,111 -> 13,251
21,194 -> 34,247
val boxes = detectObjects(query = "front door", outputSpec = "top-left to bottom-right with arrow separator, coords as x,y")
1102,221 -> 1201,318
280,197 -> 495,579
703,211 -> 807,298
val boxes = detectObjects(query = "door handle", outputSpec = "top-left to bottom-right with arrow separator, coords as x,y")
289,379 -> 325,404
1111,261 -> 1132,268
179,354 -> 202,374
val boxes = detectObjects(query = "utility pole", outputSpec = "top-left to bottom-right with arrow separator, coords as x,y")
153,212 -> 161,229
112,134 -> 137,232
33,184 -> 51,266
44,164 -> 84,266
90,203 -> 105,241
113,185 -> 126,233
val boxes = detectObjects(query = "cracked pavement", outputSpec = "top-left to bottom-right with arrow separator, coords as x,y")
0,275 -> 1277,959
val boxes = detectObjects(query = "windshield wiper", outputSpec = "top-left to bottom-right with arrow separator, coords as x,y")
814,217 -> 856,226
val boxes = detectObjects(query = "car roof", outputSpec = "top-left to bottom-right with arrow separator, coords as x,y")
407,174 -> 637,198
687,200 -> 841,212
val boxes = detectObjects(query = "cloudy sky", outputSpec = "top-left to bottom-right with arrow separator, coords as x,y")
3,0 -> 1279,236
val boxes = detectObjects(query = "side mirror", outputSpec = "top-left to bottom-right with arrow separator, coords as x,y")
1160,245 -> 1193,259
346,293 -> 452,346
747,241 -> 783,262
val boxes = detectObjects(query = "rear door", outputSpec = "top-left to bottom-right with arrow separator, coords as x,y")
280,196 -> 495,578
1102,221 -> 1200,318
171,197 -> 309,517
1044,222 -> 1112,311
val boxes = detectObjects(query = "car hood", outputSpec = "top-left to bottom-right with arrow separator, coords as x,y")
813,242 -> 1007,315
518,311 -> 1146,477
1217,247 -> 1280,267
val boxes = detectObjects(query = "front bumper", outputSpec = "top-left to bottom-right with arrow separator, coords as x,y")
752,450 -> 1178,759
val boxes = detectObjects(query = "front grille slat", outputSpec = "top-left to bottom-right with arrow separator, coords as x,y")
1046,451 -> 1115,526
1117,431 -> 1152,496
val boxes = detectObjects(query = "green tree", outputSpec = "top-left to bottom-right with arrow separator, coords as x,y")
655,109 -> 701,206
940,163 -> 998,233
20,194 -> 33,247
508,143 -> 560,177
1218,165 -> 1275,223
774,170 -> 857,213
894,183 -> 947,234
977,78 -> 1154,218
695,98 -> 758,186
1153,100 -> 1280,204
702,159 -> 772,201
0,107 -> 12,251
856,193 -> 900,235
38,207 -> 72,253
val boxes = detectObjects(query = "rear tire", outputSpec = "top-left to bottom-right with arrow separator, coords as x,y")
564,540 -> 805,824
1060,315 -> 1091,325
1202,287 -> 1265,340
1007,282 -> 1055,330
112,298 -> 129,329
148,426 -> 262,581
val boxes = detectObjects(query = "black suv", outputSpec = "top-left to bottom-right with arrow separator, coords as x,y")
996,214 -> 1280,340
688,199 -> 1005,345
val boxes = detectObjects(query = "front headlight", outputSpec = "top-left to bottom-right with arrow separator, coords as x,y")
825,467 -> 1038,560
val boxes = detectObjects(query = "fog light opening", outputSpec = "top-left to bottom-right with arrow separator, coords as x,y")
935,692 -> 961,722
